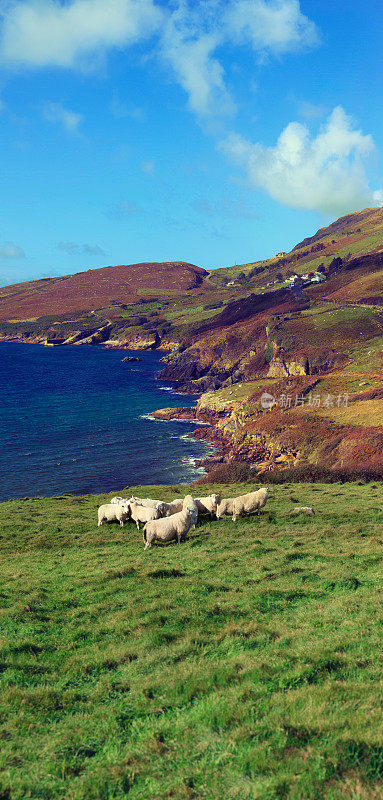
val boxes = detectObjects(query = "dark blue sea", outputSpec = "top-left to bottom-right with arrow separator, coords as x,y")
0,343 -> 213,500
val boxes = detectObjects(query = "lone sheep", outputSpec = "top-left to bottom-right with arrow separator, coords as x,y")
143,507 -> 195,549
232,487 -> 269,522
291,506 -> 315,516
97,503 -> 130,527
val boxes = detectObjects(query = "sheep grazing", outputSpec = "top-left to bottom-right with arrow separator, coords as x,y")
162,498 -> 184,516
128,501 -> 161,531
231,487 -> 269,522
130,496 -> 162,508
129,496 -> 167,517
216,497 -> 234,519
143,507 -> 195,549
182,495 -> 198,528
195,493 -> 221,517
97,503 -> 130,527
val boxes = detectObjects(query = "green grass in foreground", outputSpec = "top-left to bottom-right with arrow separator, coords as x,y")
0,482 -> 382,800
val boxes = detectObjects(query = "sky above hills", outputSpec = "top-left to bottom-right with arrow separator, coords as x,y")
0,0 -> 382,286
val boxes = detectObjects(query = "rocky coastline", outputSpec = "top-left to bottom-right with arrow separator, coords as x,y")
151,398 -> 302,477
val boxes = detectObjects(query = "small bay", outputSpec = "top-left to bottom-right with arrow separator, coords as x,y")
0,343 -> 212,500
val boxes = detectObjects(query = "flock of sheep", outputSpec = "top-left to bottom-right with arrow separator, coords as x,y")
97,487 -> 269,550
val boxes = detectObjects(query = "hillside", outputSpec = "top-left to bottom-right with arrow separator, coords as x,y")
0,482 -> 382,800
0,261 -> 207,321
0,207 -> 382,475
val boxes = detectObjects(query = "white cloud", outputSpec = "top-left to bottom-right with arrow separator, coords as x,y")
0,0 -> 319,120
159,5 -> 234,119
0,0 -> 163,69
220,107 -> 383,215
43,102 -> 83,131
0,242 -> 25,258
224,0 -> 319,55
159,0 -> 318,119
57,242 -> 106,255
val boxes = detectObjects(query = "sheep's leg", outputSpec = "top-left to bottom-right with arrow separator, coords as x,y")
120,520 -> 124,527
177,534 -> 182,544
232,515 -> 237,522
136,521 -> 140,531
257,508 -> 260,516
98,520 -> 102,527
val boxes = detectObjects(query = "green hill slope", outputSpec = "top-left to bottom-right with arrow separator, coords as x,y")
0,483 -> 382,800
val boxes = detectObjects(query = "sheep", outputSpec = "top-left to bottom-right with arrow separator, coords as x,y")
195,493 -> 221,517
97,503 -> 130,527
129,496 -> 167,517
143,507 -> 195,549
111,496 -> 129,505
182,495 -> 198,528
291,506 -> 315,516
162,498 -> 184,516
216,497 -> 235,519
128,501 -> 161,531
231,487 -> 269,522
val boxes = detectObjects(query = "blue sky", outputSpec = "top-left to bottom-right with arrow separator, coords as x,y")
0,0 -> 382,286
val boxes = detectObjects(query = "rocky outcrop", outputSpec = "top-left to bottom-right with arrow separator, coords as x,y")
104,331 -> 160,349
151,407 -> 199,421
72,324 -> 114,346
267,355 -> 309,378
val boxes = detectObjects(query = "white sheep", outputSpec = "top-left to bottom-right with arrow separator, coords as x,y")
97,503 -> 130,527
129,496 -> 167,517
195,493 -> 221,517
162,498 -> 184,516
216,497 -> 235,519
182,494 -> 198,528
128,501 -> 161,531
143,507 -> 195,549
291,506 -> 315,515
231,487 -> 269,522
111,496 -> 129,505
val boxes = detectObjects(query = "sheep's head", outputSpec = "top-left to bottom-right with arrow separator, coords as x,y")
210,493 -> 220,506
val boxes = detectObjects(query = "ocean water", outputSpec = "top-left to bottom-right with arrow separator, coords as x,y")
0,343 -> 213,500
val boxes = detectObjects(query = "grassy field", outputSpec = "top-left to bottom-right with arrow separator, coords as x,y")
0,483 -> 382,800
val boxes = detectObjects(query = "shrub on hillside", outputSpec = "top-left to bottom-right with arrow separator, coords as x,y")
196,462 -> 255,484
266,464 -> 383,484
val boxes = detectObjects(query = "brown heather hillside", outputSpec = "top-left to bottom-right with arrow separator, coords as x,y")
0,261 -> 207,321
